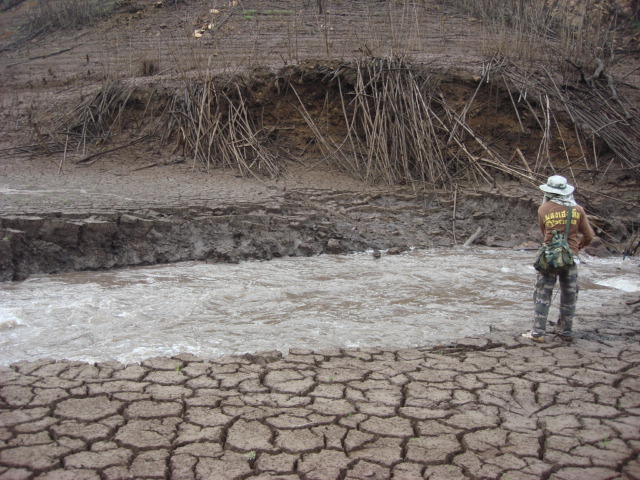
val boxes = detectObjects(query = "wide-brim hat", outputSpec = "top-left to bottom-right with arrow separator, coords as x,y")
539,175 -> 574,195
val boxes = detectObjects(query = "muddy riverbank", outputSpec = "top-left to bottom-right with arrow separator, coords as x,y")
0,154 -> 633,282
0,181 -> 541,282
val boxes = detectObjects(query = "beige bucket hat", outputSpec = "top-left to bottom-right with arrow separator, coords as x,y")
539,175 -> 574,195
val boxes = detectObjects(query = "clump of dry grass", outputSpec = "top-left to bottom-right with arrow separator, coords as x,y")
291,57 -> 532,189
140,59 -> 160,77
21,75 -> 282,177
167,75 -> 281,178
497,59 -> 640,178
291,56 -> 638,190
20,81 -> 133,158
311,58 -> 458,186
25,80 -> 165,168
452,0 -> 619,70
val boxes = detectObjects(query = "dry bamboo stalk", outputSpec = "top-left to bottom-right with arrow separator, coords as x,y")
192,79 -> 209,169
30,119 -> 51,155
452,187 -> 458,245
501,60 -> 639,173
516,148 -> 532,177
58,135 -> 68,174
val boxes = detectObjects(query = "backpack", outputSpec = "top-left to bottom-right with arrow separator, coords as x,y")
533,207 -> 575,274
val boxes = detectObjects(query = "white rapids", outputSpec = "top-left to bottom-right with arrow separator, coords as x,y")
0,248 -> 637,365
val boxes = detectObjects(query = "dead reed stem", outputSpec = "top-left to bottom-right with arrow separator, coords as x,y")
169,76 -> 281,178
297,57 -> 544,190
498,60 -> 640,173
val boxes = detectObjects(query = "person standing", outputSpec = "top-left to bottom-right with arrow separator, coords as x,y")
523,175 -> 595,343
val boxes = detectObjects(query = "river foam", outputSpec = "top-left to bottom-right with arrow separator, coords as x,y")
1,248 -> 637,365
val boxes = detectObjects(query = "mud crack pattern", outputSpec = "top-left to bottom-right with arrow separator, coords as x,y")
1,332 -> 639,480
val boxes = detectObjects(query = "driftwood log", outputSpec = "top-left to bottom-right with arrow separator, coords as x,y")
463,227 -> 483,248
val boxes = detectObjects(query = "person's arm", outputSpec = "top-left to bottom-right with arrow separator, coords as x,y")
538,206 -> 546,236
578,208 -> 595,249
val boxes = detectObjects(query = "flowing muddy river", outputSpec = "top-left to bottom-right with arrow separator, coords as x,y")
1,248 -> 638,365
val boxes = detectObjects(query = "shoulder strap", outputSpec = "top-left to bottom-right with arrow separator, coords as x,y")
564,207 -> 573,240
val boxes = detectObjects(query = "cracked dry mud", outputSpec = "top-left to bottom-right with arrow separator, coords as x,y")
1,324 -> 639,480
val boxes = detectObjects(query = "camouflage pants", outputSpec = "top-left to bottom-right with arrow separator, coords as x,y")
532,263 -> 579,337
